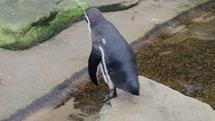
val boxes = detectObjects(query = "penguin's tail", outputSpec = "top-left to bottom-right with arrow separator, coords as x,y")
128,87 -> 140,96
126,81 -> 140,96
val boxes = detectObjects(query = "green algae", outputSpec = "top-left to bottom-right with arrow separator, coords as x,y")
0,0 -> 140,50
0,0 -> 88,50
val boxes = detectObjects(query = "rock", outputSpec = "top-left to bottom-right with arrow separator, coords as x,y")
188,18 -> 215,41
0,0 -> 140,50
164,16 -> 215,44
0,0 -> 88,50
82,0 -> 139,12
99,76 -> 215,121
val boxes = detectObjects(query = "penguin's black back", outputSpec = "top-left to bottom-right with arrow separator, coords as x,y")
85,8 -> 139,95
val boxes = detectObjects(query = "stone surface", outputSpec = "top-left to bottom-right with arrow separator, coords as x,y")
0,0 -> 88,50
83,0 -> 139,12
0,0 -> 211,120
99,76 -> 215,121
164,14 -> 215,44
0,0 -> 140,50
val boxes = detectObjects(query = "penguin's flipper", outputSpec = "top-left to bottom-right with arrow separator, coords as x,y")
88,47 -> 102,86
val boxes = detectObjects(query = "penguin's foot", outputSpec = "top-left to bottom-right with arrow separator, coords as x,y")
102,88 -> 117,103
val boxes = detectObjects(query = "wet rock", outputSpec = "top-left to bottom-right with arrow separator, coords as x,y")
164,14 -> 215,44
1,0 -> 213,120
82,0 -> 139,12
0,0 -> 88,50
188,18 -> 215,41
99,76 -> 215,121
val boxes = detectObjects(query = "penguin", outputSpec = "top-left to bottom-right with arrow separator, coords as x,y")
84,7 -> 140,103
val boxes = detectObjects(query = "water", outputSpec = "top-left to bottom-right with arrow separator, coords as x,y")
136,11 -> 215,109
30,76 -> 108,121
25,2 -> 215,121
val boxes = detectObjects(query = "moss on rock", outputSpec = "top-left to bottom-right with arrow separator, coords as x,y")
0,0 -> 88,50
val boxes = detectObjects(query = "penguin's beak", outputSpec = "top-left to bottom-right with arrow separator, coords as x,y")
84,13 -> 88,23
84,17 -> 88,23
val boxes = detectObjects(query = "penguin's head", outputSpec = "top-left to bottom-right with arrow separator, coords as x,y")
84,7 -> 105,25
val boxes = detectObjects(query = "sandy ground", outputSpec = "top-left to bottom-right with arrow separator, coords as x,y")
0,0 -> 209,120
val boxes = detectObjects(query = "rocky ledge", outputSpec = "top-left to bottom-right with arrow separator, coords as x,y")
0,0 -> 88,50
0,0 -> 139,50
99,76 -> 215,121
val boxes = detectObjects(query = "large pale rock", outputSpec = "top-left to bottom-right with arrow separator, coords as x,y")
99,76 -> 215,121
0,0 -> 88,50
0,0 -> 139,50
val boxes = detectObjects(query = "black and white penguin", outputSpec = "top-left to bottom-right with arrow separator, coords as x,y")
84,7 -> 140,102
